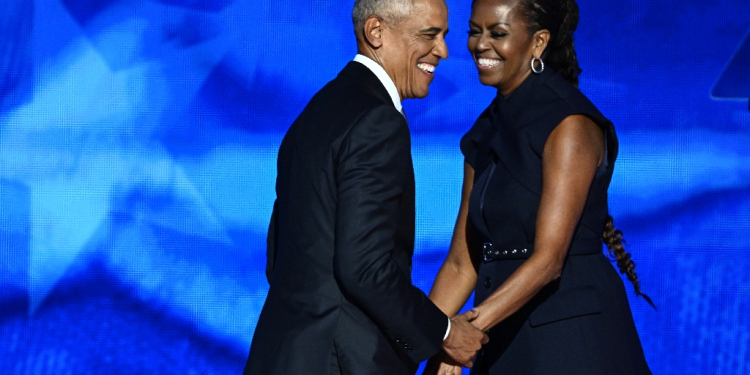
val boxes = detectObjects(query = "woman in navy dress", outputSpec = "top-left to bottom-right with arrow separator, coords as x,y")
425,0 -> 652,373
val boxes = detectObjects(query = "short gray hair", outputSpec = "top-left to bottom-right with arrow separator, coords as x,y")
352,0 -> 415,33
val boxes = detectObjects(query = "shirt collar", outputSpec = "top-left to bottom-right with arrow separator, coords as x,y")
353,54 -> 402,112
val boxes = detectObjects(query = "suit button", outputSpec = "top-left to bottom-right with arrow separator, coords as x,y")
484,277 -> 492,289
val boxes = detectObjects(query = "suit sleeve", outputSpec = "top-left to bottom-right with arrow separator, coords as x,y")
265,200 -> 278,283
333,105 -> 448,363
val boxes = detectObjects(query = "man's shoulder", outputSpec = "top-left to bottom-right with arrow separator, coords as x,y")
316,62 -> 391,111
309,81 -> 405,146
297,63 -> 397,131
281,63 -> 402,155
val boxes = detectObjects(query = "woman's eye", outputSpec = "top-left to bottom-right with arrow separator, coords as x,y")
467,29 -> 481,36
491,32 -> 507,39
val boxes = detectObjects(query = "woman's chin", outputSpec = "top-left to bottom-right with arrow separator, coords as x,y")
477,74 -> 500,88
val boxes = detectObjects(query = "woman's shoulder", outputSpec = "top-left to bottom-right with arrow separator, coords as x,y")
539,72 -> 608,123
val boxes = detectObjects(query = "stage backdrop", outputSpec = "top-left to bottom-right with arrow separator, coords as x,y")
1,0 -> 749,373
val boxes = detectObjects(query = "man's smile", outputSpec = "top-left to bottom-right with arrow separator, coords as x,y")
417,62 -> 436,74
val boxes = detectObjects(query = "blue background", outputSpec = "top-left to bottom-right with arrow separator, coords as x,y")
1,0 -> 749,373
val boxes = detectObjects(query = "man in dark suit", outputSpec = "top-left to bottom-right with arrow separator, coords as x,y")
244,0 -> 488,374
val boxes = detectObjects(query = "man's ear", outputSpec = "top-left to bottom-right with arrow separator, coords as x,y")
363,15 -> 385,49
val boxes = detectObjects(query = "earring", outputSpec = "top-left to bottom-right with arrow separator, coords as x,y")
530,56 -> 544,74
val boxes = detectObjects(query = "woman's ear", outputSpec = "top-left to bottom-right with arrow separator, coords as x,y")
533,29 -> 550,58
363,15 -> 385,49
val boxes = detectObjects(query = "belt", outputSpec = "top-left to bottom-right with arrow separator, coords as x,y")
482,238 -> 603,263
482,243 -> 531,262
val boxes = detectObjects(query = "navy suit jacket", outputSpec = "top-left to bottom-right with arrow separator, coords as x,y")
244,61 -> 448,375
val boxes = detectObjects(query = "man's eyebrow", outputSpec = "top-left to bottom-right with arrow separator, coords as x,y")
420,27 -> 445,34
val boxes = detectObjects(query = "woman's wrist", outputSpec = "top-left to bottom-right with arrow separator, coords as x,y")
469,307 -> 492,332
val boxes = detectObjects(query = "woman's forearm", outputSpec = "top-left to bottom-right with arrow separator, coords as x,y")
470,254 -> 561,331
429,161 -> 478,317
429,258 -> 478,317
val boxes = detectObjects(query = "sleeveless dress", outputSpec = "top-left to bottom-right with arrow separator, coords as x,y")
461,69 -> 651,374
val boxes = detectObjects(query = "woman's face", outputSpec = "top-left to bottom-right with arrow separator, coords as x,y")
467,0 -> 544,95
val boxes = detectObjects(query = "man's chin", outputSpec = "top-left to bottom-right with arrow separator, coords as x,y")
411,87 -> 430,100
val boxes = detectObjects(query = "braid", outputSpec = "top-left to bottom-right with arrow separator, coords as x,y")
603,215 -> 656,309
519,0 -> 583,86
547,0 -> 582,86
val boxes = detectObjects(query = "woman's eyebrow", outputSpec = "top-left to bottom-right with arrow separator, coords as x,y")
469,21 -> 510,28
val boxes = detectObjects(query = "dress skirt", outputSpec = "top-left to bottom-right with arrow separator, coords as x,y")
471,253 -> 652,375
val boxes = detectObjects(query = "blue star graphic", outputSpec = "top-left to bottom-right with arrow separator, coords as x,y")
0,0 -> 235,314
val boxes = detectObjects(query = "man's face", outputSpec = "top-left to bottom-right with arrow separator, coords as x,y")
379,0 -> 449,100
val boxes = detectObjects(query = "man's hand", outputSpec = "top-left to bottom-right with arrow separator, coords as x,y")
441,310 -> 488,367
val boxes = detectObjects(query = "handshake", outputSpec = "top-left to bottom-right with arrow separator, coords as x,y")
426,309 -> 489,374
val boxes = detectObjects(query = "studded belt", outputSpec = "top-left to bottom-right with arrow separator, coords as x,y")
482,238 -> 603,263
482,242 -> 531,262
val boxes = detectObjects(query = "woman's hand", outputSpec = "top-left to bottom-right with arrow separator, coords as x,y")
436,361 -> 462,375
422,352 -> 464,375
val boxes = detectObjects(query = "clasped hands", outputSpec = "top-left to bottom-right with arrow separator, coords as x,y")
424,309 -> 487,375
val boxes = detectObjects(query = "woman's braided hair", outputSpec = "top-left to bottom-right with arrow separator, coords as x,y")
518,0 -> 583,87
603,215 -> 656,309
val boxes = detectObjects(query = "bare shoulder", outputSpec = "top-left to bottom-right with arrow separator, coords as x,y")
545,115 -> 604,166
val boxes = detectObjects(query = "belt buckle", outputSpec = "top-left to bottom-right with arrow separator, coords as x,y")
482,242 -> 493,263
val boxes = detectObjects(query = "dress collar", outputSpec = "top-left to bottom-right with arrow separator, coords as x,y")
499,70 -> 547,104
494,69 -> 553,128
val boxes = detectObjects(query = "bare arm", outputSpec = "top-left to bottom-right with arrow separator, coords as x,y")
423,162 -> 484,374
470,115 -> 605,331
428,162 -> 481,317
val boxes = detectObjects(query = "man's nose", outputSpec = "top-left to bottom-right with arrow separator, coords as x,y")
434,37 -> 449,59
